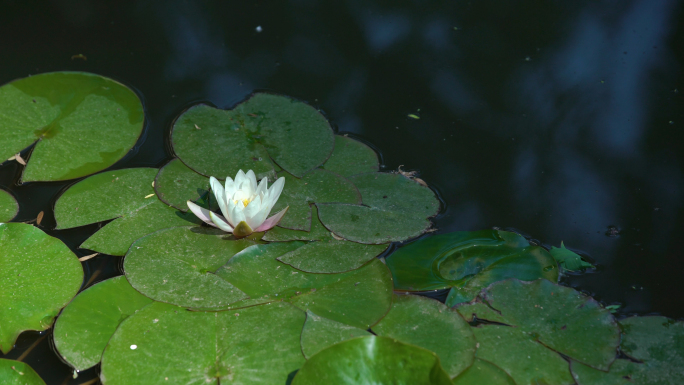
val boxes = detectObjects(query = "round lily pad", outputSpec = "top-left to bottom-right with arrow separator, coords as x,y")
478,279 -> 620,371
53,276 -> 154,371
300,310 -> 371,359
372,294 -> 477,378
215,243 -> 393,328
124,226 -> 255,309
277,240 -> 388,273
262,205 -> 331,242
292,336 -> 453,385
0,189 -> 18,222
0,223 -> 83,354
271,169 -> 361,231
452,359 -> 516,385
386,230 -> 558,306
0,72 -> 144,182
100,301 -> 306,384
171,92 -> 334,180
570,359 -> 639,385
0,359 -> 46,385
317,172 -> 439,244
154,158 -> 212,211
321,135 -> 379,177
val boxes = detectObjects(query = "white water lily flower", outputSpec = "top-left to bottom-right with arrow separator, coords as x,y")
187,170 -> 288,238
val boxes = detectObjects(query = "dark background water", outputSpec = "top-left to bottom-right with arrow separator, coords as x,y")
1,0 -> 683,383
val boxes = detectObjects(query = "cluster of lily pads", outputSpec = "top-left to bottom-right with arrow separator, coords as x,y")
0,72 -> 682,385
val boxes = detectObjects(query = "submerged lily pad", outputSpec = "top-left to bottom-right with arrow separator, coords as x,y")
154,158 -> 211,211
549,242 -> 594,271
53,276 -> 153,371
300,310 -> 371,358
100,301 -> 306,385
0,72 -> 144,182
0,223 -> 83,354
271,169 -> 361,231
277,240 -> 388,273
0,359 -> 46,385
0,189 -> 18,222
451,359 -> 516,385
372,294 -> 477,378
215,243 -> 393,328
124,226 -> 254,309
292,336 -> 453,385
172,93 -> 334,180
321,135 -> 379,177
387,230 -> 558,306
317,172 -> 439,244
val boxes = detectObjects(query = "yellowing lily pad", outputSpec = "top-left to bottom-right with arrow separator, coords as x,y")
171,93 -> 334,180
300,310 -> 371,359
292,336 -> 453,385
0,72 -> 144,182
452,359 -> 516,385
387,230 -> 558,306
0,189 -> 18,222
53,276 -> 154,371
371,294 -> 477,378
154,158 -> 211,211
0,223 -> 83,354
100,301 -> 306,385
321,135 -> 379,177
124,226 -> 255,309
317,172 -> 439,244
0,359 -> 46,385
277,240 -> 388,273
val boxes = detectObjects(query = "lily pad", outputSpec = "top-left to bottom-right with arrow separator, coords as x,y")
0,359 -> 46,385
215,243 -> 393,328
100,301 -> 306,385
387,230 -> 559,306
277,240 -> 388,273
549,242 -> 594,271
451,359 -> 516,385
0,189 -> 18,222
271,169 -> 361,231
570,359 -> 639,385
154,158 -> 212,211
0,72 -> 144,182
0,223 -> 83,354
262,205 -> 331,242
292,336 -> 453,385
321,135 -> 379,177
317,172 -> 439,244
300,310 -> 371,359
372,294 -> 477,378
53,276 -> 154,370
124,226 -> 255,309
478,279 -> 620,370
171,93 -> 334,180
456,302 -> 509,324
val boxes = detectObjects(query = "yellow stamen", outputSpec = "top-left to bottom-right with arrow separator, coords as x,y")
235,199 -> 252,207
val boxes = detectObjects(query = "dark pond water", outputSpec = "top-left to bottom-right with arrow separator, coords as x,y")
1,0 -> 683,383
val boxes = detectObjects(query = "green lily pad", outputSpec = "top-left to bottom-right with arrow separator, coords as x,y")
271,169 -> 361,231
300,310 -> 371,359
124,226 -> 255,309
0,359 -> 46,385
549,242 -> 594,271
277,240 -> 388,273
452,359 -> 516,385
0,223 -> 83,354
53,276 -> 154,370
100,301 -> 306,385
262,205 -> 331,242
321,135 -> 379,177
0,189 -> 18,222
0,72 -> 144,182
215,243 -> 393,328
478,279 -> 620,370
570,359 -> 639,385
317,172 -> 439,244
171,93 -> 334,180
456,302 -> 508,324
387,230 -> 559,306
372,294 -> 477,378
292,336 -> 453,385
472,324 -> 575,385
154,158 -> 212,211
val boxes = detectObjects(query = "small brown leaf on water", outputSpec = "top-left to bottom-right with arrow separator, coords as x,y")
78,253 -> 99,262
36,211 -> 44,225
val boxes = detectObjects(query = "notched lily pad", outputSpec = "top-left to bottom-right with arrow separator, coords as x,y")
321,135 -> 379,177
300,310 -> 371,359
0,72 -> 144,182
0,358 -> 46,385
277,239 -> 388,273
262,206 -> 331,242
0,223 -> 83,354
452,358 -> 516,385
0,189 -> 18,222
154,158 -> 212,211
387,230 -> 558,306
317,172 -> 439,244
53,276 -> 153,370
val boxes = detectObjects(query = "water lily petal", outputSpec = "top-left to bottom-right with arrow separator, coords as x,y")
254,206 -> 289,232
235,170 -> 247,191
209,211 -> 234,233
244,195 -> 263,229
265,177 -> 285,208
249,202 -> 270,230
231,200 -> 247,225
186,201 -> 217,227
255,177 -> 268,198
210,177 -> 228,217
224,177 -> 236,198
245,170 -> 257,195
226,198 -> 237,226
